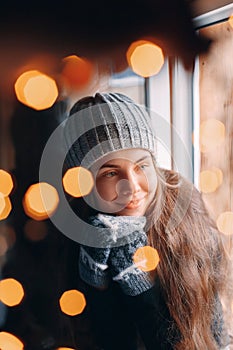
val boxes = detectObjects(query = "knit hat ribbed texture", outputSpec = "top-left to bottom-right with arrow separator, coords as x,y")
63,92 -> 156,169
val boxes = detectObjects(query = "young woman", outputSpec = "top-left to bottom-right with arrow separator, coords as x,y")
63,92 -> 229,350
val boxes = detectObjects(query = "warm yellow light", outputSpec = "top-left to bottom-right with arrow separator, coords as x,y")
126,40 -> 164,77
199,170 -> 219,193
63,167 -> 94,197
24,220 -> 48,241
133,246 -> 160,272
199,119 -> 225,152
62,55 -> 94,89
0,195 -> 5,215
216,211 -> 233,236
0,332 -> 24,350
0,235 -> 8,256
14,70 -> 58,110
0,225 -> 16,250
59,289 -> 86,316
0,195 -> 12,220
0,278 -> 24,307
210,167 -> 223,187
228,13 -> 233,28
0,170 -> 14,197
23,182 -> 59,221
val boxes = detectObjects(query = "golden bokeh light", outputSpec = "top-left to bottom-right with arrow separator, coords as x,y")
210,167 -> 223,187
24,219 -> 48,241
23,182 -> 59,221
199,119 -> 225,152
0,170 -> 14,197
0,235 -> 8,256
126,40 -> 164,77
0,278 -> 24,307
0,195 -> 12,221
228,14 -> 233,28
61,55 -> 94,90
0,225 -> 16,250
63,167 -> 94,197
0,332 -> 24,350
216,211 -> 233,236
199,170 -> 219,193
0,194 -> 5,215
14,70 -> 58,110
59,289 -> 86,316
133,246 -> 160,272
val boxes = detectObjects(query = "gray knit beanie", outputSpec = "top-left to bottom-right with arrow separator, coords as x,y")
63,92 -> 156,169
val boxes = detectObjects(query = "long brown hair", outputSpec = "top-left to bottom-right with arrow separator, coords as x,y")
146,167 -> 228,349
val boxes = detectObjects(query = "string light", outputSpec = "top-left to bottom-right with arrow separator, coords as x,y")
0,195 -> 12,221
126,40 -> 164,77
0,225 -> 16,250
216,211 -> 233,236
14,70 -> 58,110
0,170 -> 14,197
199,119 -> 225,152
0,278 -> 24,307
133,246 -> 160,272
59,289 -> 86,316
0,332 -> 24,350
24,220 -> 48,241
61,55 -> 94,90
63,167 -> 94,197
199,170 -> 219,193
23,182 -> 59,221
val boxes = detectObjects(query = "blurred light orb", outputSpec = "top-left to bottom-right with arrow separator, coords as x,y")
14,70 -> 58,110
23,182 -> 59,221
210,167 -> 223,187
199,170 -> 219,193
133,246 -> 160,272
216,211 -> 233,236
24,219 -> 48,241
0,194 -> 5,215
59,289 -> 86,316
0,235 -> 8,256
0,332 -> 24,350
61,55 -> 94,90
0,278 -> 24,307
63,167 -> 94,197
0,170 -> 14,197
199,119 -> 225,152
0,225 -> 16,249
126,40 -> 164,77
0,195 -> 12,221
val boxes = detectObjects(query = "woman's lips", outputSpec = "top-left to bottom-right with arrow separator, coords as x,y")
116,197 -> 145,209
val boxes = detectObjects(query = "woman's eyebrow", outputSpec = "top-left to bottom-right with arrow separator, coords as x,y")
100,156 -> 151,169
135,155 -> 151,163
99,163 -> 121,169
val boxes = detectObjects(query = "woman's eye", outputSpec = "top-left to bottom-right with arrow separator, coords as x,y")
103,171 -> 117,178
138,164 -> 148,170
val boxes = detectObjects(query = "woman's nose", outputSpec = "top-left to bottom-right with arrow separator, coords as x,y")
116,173 -> 141,196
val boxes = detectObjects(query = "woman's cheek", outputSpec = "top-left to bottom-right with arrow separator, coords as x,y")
144,169 -> 157,188
95,178 -> 117,202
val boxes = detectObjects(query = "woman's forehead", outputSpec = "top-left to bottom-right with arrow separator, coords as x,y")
90,148 -> 152,171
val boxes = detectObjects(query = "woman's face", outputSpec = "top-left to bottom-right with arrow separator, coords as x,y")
89,149 -> 157,216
